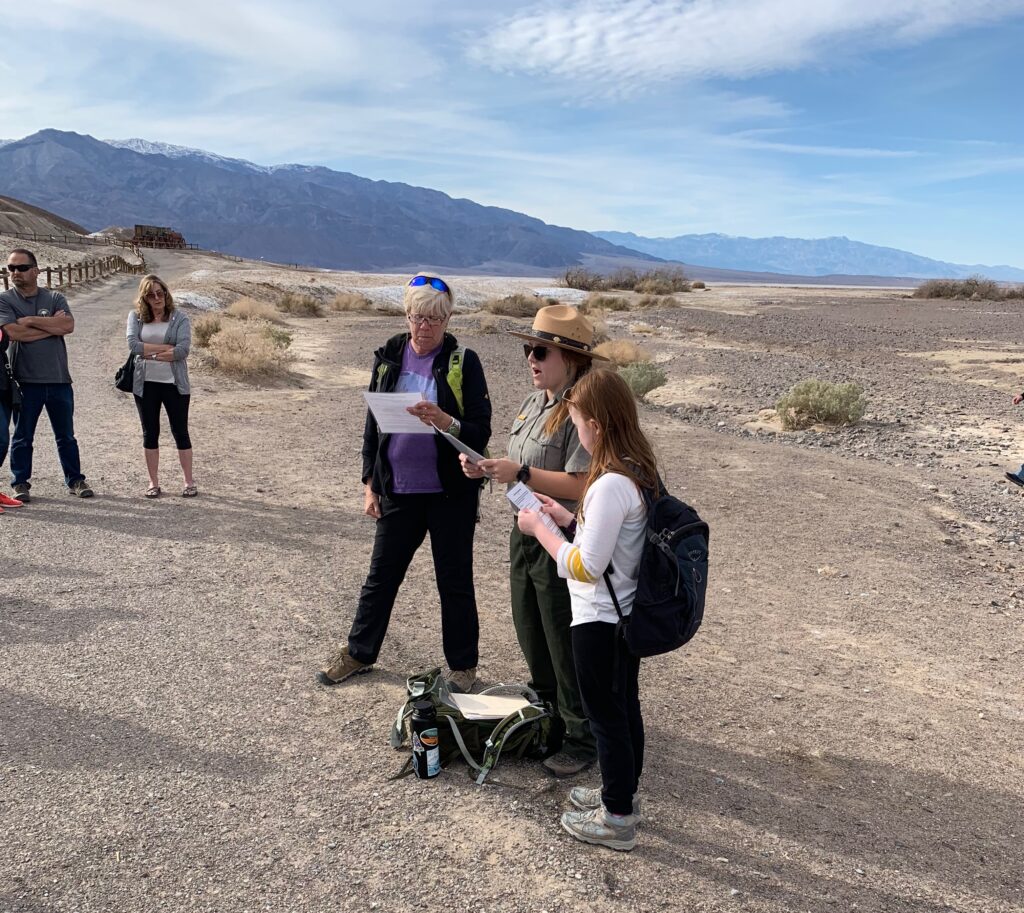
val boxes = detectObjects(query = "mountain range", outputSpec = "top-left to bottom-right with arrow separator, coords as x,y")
0,130 -> 655,274
1,130 -> 1020,281
593,231 -> 1024,283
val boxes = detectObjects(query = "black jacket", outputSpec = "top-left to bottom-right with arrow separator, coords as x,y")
362,332 -> 491,498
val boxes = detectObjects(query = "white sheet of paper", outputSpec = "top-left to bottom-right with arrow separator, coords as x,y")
506,482 -> 566,539
363,392 -> 431,434
433,424 -> 486,463
447,692 -> 531,721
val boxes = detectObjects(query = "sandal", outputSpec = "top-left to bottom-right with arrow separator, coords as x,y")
182,485 -> 199,498
145,486 -> 161,499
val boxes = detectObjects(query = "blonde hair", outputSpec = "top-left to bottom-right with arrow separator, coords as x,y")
135,274 -> 175,323
404,278 -> 454,319
565,370 -> 659,511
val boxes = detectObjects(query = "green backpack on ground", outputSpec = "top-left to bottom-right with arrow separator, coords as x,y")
389,668 -> 564,784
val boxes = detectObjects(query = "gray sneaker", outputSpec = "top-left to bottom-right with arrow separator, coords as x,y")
560,806 -> 638,851
12,483 -> 31,503
443,667 -> 477,693
68,479 -> 94,498
316,646 -> 372,686
569,786 -> 642,819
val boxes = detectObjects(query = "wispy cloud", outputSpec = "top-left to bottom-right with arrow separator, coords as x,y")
720,135 -> 923,158
470,0 -> 1024,95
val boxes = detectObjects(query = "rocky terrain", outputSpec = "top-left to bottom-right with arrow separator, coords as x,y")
1,250 -> 1021,913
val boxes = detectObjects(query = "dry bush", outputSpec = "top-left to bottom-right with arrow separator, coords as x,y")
635,269 -> 691,295
913,275 -> 1001,300
691,280 -> 706,290
589,313 -> 610,344
478,314 -> 502,334
227,297 -> 282,322
192,314 -> 223,348
1003,286 -> 1024,299
776,379 -> 866,430
594,339 -> 650,366
278,292 -> 324,317
208,322 -> 293,378
618,362 -> 667,399
329,292 -> 373,311
630,322 -> 656,335
562,267 -> 606,291
607,267 -> 640,290
636,295 -> 679,308
482,293 -> 544,317
583,293 -> 630,312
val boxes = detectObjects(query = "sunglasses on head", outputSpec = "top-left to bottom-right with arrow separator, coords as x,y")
523,343 -> 551,362
7,263 -> 35,273
408,275 -> 450,295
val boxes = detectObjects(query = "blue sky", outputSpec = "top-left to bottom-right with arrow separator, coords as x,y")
2,0 -> 1022,266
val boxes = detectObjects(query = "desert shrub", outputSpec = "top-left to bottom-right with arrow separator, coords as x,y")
192,314 -> 223,348
635,269 -> 690,295
208,322 -> 293,377
618,362 -> 667,399
913,275 -> 1001,300
606,267 -> 640,290
227,297 -> 281,322
278,292 -> 324,317
691,280 -> 706,290
636,295 -> 679,308
329,292 -> 373,311
482,293 -> 544,317
630,322 -> 656,335
545,297 -> 560,306
776,379 -> 866,430
478,314 -> 502,334
1003,286 -> 1024,299
583,293 -> 629,312
562,266 -> 606,291
589,313 -> 610,344
594,339 -> 650,366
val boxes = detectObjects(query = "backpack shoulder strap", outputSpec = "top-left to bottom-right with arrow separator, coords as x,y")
446,346 -> 466,415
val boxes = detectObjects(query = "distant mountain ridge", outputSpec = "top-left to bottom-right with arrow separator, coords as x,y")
594,231 -> 1024,282
0,130 -> 657,273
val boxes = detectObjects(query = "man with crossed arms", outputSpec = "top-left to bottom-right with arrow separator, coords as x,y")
0,248 -> 93,500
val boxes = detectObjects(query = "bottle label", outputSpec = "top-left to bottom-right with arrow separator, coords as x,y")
422,727 -> 440,777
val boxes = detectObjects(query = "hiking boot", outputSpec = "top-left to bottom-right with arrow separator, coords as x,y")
0,492 -> 24,508
68,479 -> 94,498
443,667 -> 477,693
569,786 -> 642,819
1006,472 -> 1024,488
560,806 -> 638,852
12,483 -> 30,503
316,646 -> 371,686
542,751 -> 595,778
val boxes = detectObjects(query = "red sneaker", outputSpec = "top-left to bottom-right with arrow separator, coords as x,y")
0,492 -> 24,507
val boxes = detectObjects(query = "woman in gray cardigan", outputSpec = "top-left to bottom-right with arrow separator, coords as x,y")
126,275 -> 197,498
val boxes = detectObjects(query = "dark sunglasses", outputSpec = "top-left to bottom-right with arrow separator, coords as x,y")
7,263 -> 35,273
523,344 -> 550,362
408,275 -> 450,295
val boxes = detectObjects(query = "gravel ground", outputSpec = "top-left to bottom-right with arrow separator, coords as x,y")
1,251 -> 1021,913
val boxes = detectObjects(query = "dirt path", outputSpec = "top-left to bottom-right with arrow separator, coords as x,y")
2,255 -> 1021,913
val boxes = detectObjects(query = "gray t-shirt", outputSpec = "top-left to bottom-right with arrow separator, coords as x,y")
0,288 -> 73,384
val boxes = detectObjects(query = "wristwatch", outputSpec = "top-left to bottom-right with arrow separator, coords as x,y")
446,416 -> 461,436
516,463 -> 531,484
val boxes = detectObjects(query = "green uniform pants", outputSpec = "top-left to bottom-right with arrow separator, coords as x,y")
509,525 -> 596,760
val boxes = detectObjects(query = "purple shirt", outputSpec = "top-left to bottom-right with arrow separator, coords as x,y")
388,343 -> 443,494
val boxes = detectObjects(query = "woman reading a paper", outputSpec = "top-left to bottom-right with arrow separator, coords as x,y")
318,275 -> 491,692
461,305 -> 607,777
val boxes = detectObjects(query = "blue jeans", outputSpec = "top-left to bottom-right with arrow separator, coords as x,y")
0,394 -> 10,468
10,383 -> 84,488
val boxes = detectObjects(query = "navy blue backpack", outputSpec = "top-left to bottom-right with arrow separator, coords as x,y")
604,484 -> 709,657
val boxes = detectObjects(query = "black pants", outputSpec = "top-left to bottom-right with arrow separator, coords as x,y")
572,622 -> 644,815
134,382 -> 191,450
348,490 -> 480,671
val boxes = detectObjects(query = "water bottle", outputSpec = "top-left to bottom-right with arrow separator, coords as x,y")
411,700 -> 441,779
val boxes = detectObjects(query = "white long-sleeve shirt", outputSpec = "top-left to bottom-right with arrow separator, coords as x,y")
555,472 -> 647,626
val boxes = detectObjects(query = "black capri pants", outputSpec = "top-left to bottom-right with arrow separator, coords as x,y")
134,382 -> 192,450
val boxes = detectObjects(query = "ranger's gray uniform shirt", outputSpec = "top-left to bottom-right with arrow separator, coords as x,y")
0,287 -> 73,384
506,388 -> 590,512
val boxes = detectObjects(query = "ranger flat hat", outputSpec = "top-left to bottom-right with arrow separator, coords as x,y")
509,304 -> 609,360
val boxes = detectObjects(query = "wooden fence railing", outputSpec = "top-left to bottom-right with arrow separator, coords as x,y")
1,229 -> 146,256
1,255 -> 146,292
